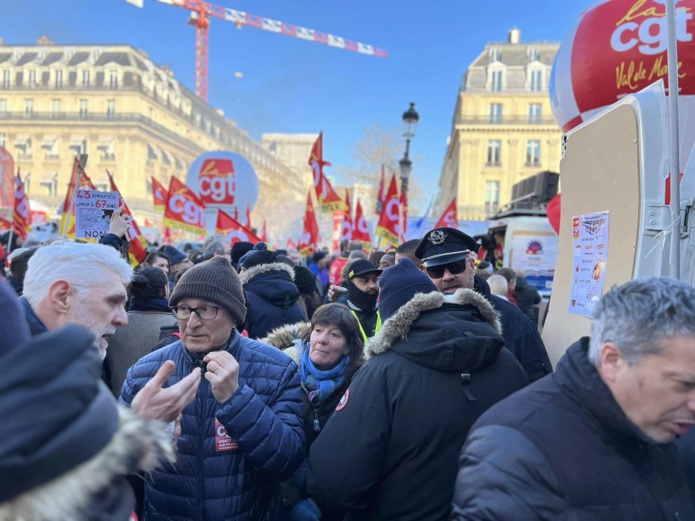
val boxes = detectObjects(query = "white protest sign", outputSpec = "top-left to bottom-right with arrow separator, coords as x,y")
75,190 -> 119,239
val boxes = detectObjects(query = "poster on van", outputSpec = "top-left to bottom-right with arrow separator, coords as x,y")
511,230 -> 558,292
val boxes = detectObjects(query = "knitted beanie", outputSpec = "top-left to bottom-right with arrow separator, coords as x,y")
378,258 -> 437,322
170,257 -> 247,325
294,265 -> 318,295
231,241 -> 254,267
240,249 -> 277,270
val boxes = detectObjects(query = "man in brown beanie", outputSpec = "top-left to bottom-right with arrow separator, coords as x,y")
120,256 -> 306,520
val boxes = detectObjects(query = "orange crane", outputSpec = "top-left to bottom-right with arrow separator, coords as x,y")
126,0 -> 388,102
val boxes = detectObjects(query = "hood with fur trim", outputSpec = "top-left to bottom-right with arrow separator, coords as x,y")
239,262 -> 295,285
260,321 -> 310,366
0,407 -> 174,521
240,262 -> 301,308
365,288 -> 504,373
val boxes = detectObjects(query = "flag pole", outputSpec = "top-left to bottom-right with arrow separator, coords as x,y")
666,0 -> 681,279
60,154 -> 88,239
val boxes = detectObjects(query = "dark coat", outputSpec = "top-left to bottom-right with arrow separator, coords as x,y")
451,338 -> 695,521
514,275 -> 542,323
119,331 -> 306,521
240,262 -> 307,340
475,275 -> 551,381
307,289 -> 529,521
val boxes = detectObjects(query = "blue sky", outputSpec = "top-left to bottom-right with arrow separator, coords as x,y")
2,0 -> 595,200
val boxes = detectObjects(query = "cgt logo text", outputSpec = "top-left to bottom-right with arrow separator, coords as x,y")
611,0 -> 692,55
199,159 -> 236,204
169,192 -> 204,226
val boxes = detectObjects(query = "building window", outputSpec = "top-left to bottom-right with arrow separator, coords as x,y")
491,70 -> 503,92
0,99 -> 6,114
82,70 -> 90,88
526,140 -> 541,166
485,181 -> 500,215
2,70 -> 9,89
529,103 -> 542,123
106,99 -> 115,119
489,103 -> 502,124
69,137 -> 87,156
487,140 -> 501,166
530,70 -> 543,92
79,99 -> 88,118
528,48 -> 540,62
24,99 -> 33,115
28,70 -> 36,88
55,70 -> 63,88
109,71 -> 118,89
42,135 -> 60,159
15,135 -> 32,158
51,99 -> 61,118
490,48 -> 501,62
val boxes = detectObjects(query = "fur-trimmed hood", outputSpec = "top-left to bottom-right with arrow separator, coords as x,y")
260,321 -> 310,366
239,262 -> 295,285
0,406 -> 175,521
364,289 -> 504,372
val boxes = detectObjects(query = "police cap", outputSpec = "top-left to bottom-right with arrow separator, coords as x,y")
414,228 -> 478,267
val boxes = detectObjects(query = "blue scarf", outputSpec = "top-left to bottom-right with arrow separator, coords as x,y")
299,341 -> 349,405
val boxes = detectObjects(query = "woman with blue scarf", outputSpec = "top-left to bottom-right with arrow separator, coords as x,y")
263,303 -> 364,521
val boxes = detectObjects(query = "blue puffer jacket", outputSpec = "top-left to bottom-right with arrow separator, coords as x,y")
120,331 -> 306,521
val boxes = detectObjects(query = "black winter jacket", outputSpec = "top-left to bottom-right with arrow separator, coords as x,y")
475,275 -> 551,381
240,262 -> 307,340
308,289 -> 529,521
451,338 -> 695,521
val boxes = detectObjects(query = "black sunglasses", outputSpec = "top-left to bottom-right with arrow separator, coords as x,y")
425,258 -> 468,279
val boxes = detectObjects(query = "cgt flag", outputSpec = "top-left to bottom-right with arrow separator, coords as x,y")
152,177 -> 167,214
108,172 -> 148,265
12,172 -> 30,240
215,208 -> 261,245
352,197 -> 372,246
163,176 -> 207,235
375,174 -> 400,245
309,132 -> 346,213
340,189 -> 353,241
298,191 -> 320,256
434,197 -> 458,229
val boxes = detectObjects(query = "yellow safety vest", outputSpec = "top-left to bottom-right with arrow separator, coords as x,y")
350,309 -> 382,343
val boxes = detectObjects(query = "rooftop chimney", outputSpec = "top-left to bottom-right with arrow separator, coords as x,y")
508,28 -> 521,44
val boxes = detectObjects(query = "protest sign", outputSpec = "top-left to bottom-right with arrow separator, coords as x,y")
75,190 -> 119,239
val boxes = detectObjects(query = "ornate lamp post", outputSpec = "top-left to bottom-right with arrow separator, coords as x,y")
399,102 -> 419,202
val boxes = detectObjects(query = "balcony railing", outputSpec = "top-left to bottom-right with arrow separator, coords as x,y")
458,115 -> 557,125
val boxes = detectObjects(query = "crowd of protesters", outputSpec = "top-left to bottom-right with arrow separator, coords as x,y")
2,215 -> 695,521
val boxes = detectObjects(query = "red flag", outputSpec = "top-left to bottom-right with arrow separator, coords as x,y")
352,198 -> 372,245
286,237 -> 297,250
318,175 -> 347,213
64,170 -> 96,238
434,197 -> 458,229
375,164 -> 385,215
163,176 -> 207,235
261,219 -> 268,243
0,147 -> 15,208
341,189 -> 353,241
547,193 -> 561,234
375,174 -> 400,244
309,132 -> 346,213
399,185 -> 408,243
108,172 -> 148,265
215,208 -> 261,245
0,215 -> 11,231
60,157 -> 83,236
245,204 -> 252,230
12,172 -> 30,240
299,191 -> 320,256
152,177 -> 167,214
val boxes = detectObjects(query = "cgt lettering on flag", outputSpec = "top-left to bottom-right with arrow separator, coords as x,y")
199,158 -> 236,205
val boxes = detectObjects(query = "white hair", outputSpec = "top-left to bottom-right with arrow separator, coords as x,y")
487,275 -> 509,297
23,241 -> 133,308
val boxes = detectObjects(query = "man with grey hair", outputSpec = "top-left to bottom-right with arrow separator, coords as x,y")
204,239 -> 232,263
450,277 -> 695,520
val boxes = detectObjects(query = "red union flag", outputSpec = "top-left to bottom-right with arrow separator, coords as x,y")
12,172 -> 31,240
163,176 -> 207,234
341,189 -> 353,241
0,215 -> 11,231
309,132 -> 347,213
108,173 -> 147,265
352,198 -> 371,245
152,177 -> 167,214
434,197 -> 458,229
375,174 -> 400,244
299,191 -> 320,256
198,158 -> 236,205
0,147 -> 15,208
215,208 -> 261,245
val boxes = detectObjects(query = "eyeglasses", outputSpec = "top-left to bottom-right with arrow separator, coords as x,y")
171,305 -> 220,321
425,259 -> 469,279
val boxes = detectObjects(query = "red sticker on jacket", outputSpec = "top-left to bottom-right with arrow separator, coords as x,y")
335,389 -> 349,411
215,419 -> 239,452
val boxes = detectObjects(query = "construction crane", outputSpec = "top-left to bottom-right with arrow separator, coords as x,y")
126,0 -> 388,102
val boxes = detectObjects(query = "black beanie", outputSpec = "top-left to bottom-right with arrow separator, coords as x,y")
231,241 -> 254,267
294,265 -> 318,295
239,249 -> 277,270
378,258 -> 437,322
170,256 -> 247,325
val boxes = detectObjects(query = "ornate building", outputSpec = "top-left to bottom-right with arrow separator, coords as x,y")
0,38 -> 309,241
437,29 -> 562,220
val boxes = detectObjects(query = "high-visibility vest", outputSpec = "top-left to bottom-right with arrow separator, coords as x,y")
349,309 -> 382,343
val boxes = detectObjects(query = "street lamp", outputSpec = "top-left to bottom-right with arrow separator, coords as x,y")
399,102 -> 419,199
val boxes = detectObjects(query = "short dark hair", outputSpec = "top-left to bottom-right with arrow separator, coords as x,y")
130,266 -> 168,299
496,268 -> 516,284
396,239 -> 422,265
9,247 -> 38,282
143,251 -> 170,271
302,303 -> 364,374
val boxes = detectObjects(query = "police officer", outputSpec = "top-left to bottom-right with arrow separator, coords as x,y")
415,227 -> 552,381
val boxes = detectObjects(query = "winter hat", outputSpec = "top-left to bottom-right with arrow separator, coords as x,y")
231,241 -> 254,268
378,258 -> 437,322
239,246 -> 276,270
170,256 -> 247,325
0,279 -> 31,357
294,265 -> 318,295
159,245 -> 187,266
